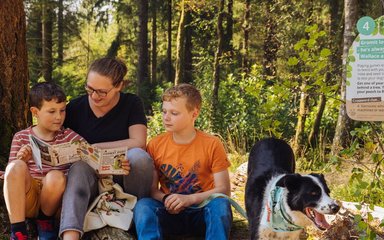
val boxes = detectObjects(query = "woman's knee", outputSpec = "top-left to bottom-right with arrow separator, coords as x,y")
68,161 -> 96,179
65,161 -> 98,196
127,148 -> 153,170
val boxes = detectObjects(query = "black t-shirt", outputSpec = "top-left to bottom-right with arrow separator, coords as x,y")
64,93 -> 147,144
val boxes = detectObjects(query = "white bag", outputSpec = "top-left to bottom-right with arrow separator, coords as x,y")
83,179 -> 137,232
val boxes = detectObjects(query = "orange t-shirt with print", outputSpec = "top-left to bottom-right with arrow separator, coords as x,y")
147,130 -> 230,194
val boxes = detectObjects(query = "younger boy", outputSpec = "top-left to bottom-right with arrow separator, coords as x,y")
134,83 -> 233,239
4,82 -> 83,240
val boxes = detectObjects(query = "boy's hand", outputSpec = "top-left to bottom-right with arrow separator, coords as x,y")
164,194 -> 193,214
16,145 -> 32,162
121,159 -> 130,175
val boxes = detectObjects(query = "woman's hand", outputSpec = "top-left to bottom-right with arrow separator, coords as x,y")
121,159 -> 130,175
16,145 -> 32,162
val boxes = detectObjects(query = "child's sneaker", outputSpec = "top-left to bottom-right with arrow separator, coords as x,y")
36,219 -> 58,240
10,231 -> 28,240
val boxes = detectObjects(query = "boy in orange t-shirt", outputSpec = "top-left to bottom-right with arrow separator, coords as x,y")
134,84 -> 232,239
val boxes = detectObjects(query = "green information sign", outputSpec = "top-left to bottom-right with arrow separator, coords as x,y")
346,16 -> 384,121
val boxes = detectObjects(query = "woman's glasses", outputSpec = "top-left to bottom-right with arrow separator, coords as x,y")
84,85 -> 115,98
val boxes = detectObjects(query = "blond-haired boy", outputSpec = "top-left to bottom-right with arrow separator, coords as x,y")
134,83 -> 233,239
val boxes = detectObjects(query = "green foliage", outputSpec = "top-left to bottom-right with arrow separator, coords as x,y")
330,123 -> 384,239
146,83 -> 173,140
288,24 -> 331,90
285,24 -> 339,155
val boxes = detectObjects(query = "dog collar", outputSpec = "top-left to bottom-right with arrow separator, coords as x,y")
264,177 -> 304,232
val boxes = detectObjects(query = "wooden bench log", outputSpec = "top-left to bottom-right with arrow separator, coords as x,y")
0,178 -> 244,239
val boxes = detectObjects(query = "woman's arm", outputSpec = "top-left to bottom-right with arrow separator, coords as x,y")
91,124 -> 147,149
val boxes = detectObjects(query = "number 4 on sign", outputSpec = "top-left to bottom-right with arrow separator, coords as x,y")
357,16 -> 375,35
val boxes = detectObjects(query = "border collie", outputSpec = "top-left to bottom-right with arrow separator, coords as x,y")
245,138 -> 340,240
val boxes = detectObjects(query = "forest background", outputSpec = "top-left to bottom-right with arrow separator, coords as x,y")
1,0 -> 384,237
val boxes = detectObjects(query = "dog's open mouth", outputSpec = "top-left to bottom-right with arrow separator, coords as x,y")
305,208 -> 330,230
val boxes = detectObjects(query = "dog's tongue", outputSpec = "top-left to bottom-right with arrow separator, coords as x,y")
314,211 -> 330,229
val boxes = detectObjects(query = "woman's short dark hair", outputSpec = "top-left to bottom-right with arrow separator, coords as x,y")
87,57 -> 128,86
29,82 -> 66,109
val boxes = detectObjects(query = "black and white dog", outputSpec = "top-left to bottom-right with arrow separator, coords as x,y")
245,138 -> 340,240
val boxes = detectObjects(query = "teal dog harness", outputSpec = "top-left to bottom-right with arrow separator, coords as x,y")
261,176 -> 303,232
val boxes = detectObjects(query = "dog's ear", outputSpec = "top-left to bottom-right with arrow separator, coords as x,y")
276,174 -> 301,189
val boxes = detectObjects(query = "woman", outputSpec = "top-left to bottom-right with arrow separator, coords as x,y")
59,57 -> 153,240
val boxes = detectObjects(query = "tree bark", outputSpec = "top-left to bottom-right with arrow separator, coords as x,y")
27,1 -> 43,83
242,0 -> 251,74
166,0 -> 173,82
174,0 -> 186,85
224,0 -> 233,55
331,0 -> 358,154
57,0 -> 64,66
309,0 -> 343,147
151,0 -> 158,84
262,1 -> 279,77
293,81 -> 309,157
328,0 -> 343,78
84,227 -> 135,240
184,10 -> 193,84
42,0 -> 53,82
0,0 -> 29,167
308,93 -> 326,146
106,30 -> 121,58
137,0 -> 150,112
211,0 -> 225,131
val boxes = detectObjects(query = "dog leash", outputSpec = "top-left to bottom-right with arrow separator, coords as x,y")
190,193 -> 248,220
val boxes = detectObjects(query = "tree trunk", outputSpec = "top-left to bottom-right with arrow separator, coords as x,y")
184,10 -> 193,84
42,0 -> 53,82
242,0 -> 251,74
174,0 -> 186,85
328,0 -> 343,79
166,0 -> 173,82
0,0 -> 29,169
308,93 -> 326,146
151,0 -> 157,84
293,81 -> 309,156
137,0 -> 150,112
57,0 -> 64,66
106,30 -> 121,58
84,227 -> 135,240
224,0 -> 233,55
309,0 -> 343,147
262,1 -> 279,77
211,0 -> 225,131
27,1 -> 43,83
331,0 -> 358,154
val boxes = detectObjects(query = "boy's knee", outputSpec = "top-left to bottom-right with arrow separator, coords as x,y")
208,198 -> 231,215
44,170 -> 66,190
134,198 -> 158,214
5,160 -> 29,180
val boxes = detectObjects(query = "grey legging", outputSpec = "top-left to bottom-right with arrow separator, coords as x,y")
59,148 -> 153,237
